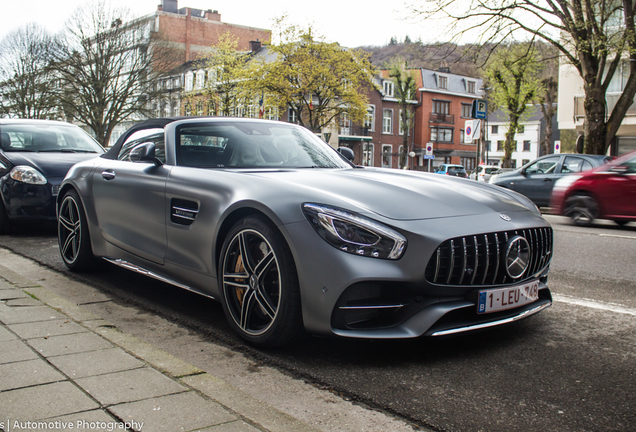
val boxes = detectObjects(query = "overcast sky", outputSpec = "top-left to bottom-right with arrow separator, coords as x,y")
0,0 -> 435,48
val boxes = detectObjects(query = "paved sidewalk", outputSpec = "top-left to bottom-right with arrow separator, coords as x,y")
0,259 -> 320,432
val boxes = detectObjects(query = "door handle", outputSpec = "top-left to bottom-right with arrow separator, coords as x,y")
101,170 -> 116,180
543,178 -> 552,182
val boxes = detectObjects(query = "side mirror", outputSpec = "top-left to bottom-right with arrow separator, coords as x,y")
337,147 -> 355,163
130,142 -> 162,167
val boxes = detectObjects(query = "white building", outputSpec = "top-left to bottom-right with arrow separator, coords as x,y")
558,57 -> 636,156
484,105 -> 557,168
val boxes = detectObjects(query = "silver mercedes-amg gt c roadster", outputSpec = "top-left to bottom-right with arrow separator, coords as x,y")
57,117 -> 553,347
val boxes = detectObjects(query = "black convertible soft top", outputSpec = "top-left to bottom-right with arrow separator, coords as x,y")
103,117 -> 187,160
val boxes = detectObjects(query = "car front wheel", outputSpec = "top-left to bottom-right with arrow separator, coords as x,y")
564,193 -> 598,227
219,216 -> 303,347
58,189 -> 97,271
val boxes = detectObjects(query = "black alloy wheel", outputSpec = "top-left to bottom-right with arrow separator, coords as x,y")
219,216 -> 303,347
564,193 -> 599,227
58,189 -> 96,271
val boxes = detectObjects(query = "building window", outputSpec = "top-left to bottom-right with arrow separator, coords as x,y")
491,125 -> 499,134
517,125 -> 525,134
195,70 -> 205,89
431,127 -> 453,143
288,107 -> 298,124
184,103 -> 192,116
486,140 -> 491,151
461,103 -> 472,118
460,129 -> 465,143
382,145 -> 392,168
364,105 -> 375,131
184,72 -> 193,92
399,110 -> 406,135
340,112 -> 352,135
523,140 -> 531,151
383,81 -> 394,97
362,142 -> 374,166
172,100 -> 180,117
438,75 -> 448,89
467,81 -> 475,93
432,100 -> 450,114
497,140 -> 504,151
522,159 -> 530,166
383,109 -> 393,134
196,101 -> 204,116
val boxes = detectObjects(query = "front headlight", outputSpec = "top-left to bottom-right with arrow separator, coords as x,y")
10,165 -> 48,185
302,203 -> 407,259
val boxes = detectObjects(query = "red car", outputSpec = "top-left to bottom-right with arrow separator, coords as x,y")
551,150 -> 636,226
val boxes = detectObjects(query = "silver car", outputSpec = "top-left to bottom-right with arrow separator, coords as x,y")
58,118 -> 553,347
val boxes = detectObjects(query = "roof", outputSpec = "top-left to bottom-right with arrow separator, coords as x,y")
419,69 -> 483,96
489,105 -> 547,123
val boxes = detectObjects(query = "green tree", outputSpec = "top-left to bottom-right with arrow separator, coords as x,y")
0,24 -> 58,119
485,43 -> 544,167
388,62 -> 418,169
186,32 -> 252,117
245,21 -> 376,133
413,0 -> 636,155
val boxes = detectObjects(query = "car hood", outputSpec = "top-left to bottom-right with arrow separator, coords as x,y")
2,152 -> 100,178
248,168 -> 535,221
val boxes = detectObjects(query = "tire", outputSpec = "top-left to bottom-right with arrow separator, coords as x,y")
615,220 -> 629,227
219,215 -> 304,347
564,193 -> 598,227
58,189 -> 97,271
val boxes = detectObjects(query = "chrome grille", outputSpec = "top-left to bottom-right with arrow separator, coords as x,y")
425,227 -> 552,286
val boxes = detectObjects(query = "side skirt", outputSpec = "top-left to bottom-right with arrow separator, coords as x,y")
102,257 -> 216,300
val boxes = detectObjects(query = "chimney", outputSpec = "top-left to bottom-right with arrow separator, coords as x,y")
250,40 -> 262,52
162,0 -> 178,14
205,9 -> 221,21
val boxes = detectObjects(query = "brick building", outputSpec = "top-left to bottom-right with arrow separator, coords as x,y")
413,68 -> 484,172
154,0 -> 270,64
340,68 -> 484,171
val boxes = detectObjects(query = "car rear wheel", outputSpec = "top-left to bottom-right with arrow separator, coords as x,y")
58,189 -> 97,271
565,193 -> 598,227
219,216 -> 303,347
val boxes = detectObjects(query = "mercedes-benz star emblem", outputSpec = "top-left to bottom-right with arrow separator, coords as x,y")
505,235 -> 530,279
500,214 -> 511,222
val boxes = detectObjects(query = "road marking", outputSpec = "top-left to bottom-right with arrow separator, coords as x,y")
553,293 -> 636,316
599,234 -> 636,240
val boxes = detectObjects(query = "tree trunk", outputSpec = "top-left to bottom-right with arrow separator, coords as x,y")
582,86 -> 608,155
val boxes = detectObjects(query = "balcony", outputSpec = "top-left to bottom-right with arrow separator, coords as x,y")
339,127 -> 372,141
429,112 -> 455,124
574,94 -> 636,120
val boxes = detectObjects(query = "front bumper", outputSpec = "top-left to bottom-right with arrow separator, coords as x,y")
0,177 -> 61,222
283,209 -> 553,339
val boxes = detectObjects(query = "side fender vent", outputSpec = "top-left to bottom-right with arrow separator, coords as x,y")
171,198 -> 199,226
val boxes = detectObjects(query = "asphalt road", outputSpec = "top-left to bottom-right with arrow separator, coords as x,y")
0,215 -> 635,432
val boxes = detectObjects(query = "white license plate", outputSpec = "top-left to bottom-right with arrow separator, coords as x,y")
477,280 -> 540,314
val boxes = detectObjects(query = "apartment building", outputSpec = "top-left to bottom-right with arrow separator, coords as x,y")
485,106 -> 558,168
558,57 -> 636,156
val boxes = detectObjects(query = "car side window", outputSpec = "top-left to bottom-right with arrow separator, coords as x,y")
622,156 -> 636,173
526,156 -> 559,174
118,131 -> 165,163
561,156 -> 585,173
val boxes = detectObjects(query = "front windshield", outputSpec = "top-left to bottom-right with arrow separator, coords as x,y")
176,121 -> 351,169
0,124 -> 104,153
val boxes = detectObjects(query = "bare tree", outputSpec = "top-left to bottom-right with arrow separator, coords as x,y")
51,0 -> 173,145
0,24 -> 58,118
413,0 -> 636,155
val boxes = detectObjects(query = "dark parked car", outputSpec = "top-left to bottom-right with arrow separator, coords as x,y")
58,117 -> 554,347
0,119 -> 104,233
551,150 -> 636,226
435,164 -> 468,178
490,153 -> 612,207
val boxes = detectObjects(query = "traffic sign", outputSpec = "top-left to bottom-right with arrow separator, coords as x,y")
472,99 -> 487,119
